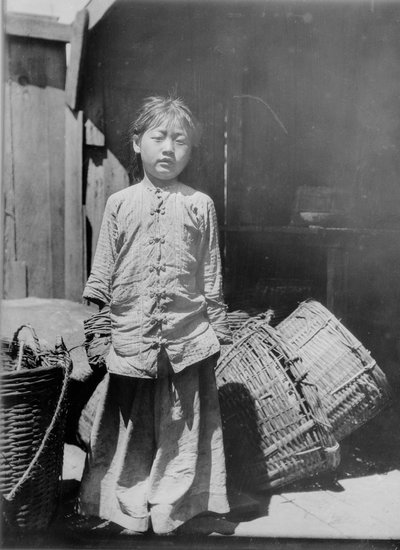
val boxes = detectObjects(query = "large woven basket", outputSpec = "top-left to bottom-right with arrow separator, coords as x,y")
0,326 -> 72,532
277,300 -> 392,441
216,323 -> 340,492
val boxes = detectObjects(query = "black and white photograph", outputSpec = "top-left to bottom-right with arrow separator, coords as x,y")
1,0 -> 400,548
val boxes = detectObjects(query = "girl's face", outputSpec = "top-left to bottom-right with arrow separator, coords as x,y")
133,122 -> 192,185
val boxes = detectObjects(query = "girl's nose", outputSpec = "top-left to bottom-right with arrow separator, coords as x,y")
162,138 -> 174,153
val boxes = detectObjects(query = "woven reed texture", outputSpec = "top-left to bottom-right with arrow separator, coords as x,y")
0,330 -> 72,532
227,310 -> 275,337
277,300 -> 392,441
216,323 -> 340,492
227,310 -> 252,333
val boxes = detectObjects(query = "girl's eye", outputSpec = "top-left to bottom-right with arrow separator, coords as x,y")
176,139 -> 187,146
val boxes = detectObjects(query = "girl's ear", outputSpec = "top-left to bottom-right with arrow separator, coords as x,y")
132,134 -> 141,154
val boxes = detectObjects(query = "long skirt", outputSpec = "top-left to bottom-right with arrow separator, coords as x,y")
78,351 -> 229,534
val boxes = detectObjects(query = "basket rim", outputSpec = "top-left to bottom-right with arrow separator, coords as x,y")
0,353 -> 71,379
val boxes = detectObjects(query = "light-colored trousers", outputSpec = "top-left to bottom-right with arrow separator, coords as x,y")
79,351 -> 229,534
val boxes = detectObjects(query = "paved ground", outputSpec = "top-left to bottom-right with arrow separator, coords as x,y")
2,299 -> 400,549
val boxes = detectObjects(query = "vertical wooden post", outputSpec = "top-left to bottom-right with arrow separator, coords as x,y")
64,8 -> 88,301
65,107 -> 84,301
65,9 -> 88,111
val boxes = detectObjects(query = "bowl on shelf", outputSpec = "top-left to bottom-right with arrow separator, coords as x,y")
291,186 -> 349,227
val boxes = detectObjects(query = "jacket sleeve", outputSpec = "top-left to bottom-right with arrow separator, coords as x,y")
197,197 -> 232,345
83,197 -> 118,306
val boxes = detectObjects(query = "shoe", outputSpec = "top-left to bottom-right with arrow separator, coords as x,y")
119,528 -> 144,536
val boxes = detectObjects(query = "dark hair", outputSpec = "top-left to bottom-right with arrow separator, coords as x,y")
129,95 -> 201,183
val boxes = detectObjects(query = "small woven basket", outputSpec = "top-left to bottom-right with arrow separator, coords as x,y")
216,322 -> 340,492
277,300 -> 392,441
0,325 -> 72,532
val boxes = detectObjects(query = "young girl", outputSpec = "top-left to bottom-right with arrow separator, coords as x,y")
79,95 -> 232,535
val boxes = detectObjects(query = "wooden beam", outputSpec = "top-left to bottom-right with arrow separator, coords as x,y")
65,107 -> 84,301
5,12 -> 71,42
65,9 -> 89,110
86,0 -> 117,29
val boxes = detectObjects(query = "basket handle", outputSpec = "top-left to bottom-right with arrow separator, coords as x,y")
9,324 -> 41,364
4,341 -> 72,503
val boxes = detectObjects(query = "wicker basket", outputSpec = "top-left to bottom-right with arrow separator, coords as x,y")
227,309 -> 275,337
277,300 -> 392,441
0,325 -> 72,532
216,322 -> 340,492
227,310 -> 252,334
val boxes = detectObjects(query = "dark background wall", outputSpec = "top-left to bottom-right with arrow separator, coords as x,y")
231,1 -> 400,229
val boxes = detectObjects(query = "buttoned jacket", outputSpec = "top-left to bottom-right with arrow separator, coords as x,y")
83,180 -> 231,377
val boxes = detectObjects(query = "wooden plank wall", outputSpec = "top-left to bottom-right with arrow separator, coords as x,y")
3,36 -> 66,298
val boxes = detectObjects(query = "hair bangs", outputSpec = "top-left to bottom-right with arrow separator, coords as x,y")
131,96 -> 201,145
